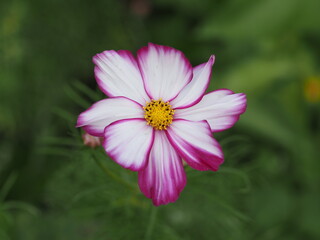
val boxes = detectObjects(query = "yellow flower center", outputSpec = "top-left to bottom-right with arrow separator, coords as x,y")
143,99 -> 174,130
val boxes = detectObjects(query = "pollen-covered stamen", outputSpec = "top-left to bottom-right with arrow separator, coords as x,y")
143,99 -> 174,130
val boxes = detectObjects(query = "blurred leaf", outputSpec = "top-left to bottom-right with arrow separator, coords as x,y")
3,201 -> 40,216
198,0 -> 301,41
217,57 -> 296,94
0,172 -> 18,202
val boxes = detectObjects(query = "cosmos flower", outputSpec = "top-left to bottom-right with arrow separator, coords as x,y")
76,43 -> 247,206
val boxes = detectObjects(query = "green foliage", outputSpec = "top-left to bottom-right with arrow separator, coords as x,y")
0,0 -> 319,239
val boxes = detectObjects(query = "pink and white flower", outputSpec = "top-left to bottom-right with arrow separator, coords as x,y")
76,43 -> 247,206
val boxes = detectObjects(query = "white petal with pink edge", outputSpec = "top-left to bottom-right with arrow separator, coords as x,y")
171,55 -> 215,109
166,120 -> 224,171
137,43 -> 192,102
76,97 -> 144,137
93,50 -> 149,104
103,119 -> 154,171
175,89 -> 247,132
138,131 -> 186,206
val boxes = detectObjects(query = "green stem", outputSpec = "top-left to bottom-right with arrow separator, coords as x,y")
91,152 -> 138,193
144,206 -> 158,240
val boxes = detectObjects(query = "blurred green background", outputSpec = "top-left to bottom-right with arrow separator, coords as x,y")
1,0 -> 320,239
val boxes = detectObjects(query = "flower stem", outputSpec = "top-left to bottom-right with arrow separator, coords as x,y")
144,206 -> 158,240
91,152 -> 138,193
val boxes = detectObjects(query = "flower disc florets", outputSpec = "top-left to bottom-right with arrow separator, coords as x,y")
143,99 -> 174,130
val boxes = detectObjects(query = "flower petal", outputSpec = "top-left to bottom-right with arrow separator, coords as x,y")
175,89 -> 247,132
103,119 -> 154,171
76,97 -> 144,137
171,55 -> 215,109
137,43 -> 192,101
93,50 -> 149,104
166,119 -> 224,171
138,131 -> 186,206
